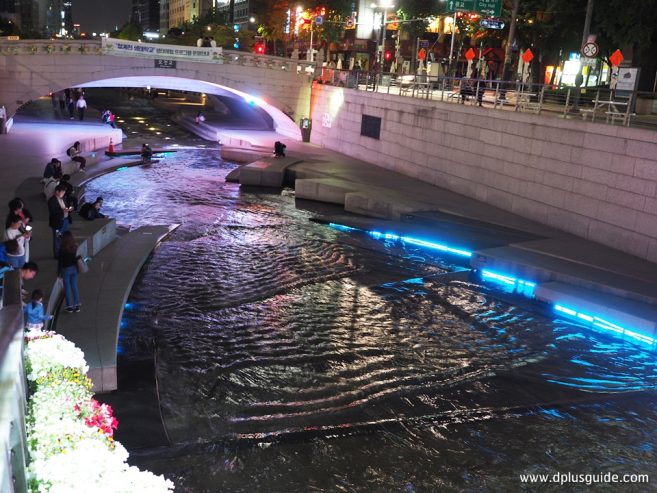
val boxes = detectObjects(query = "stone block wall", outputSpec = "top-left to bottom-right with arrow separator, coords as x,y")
310,84 -> 657,263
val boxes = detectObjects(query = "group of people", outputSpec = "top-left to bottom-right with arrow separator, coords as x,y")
3,197 -> 33,269
0,198 -> 47,328
196,36 -> 217,48
41,161 -> 106,315
101,110 -> 117,128
51,89 -> 88,121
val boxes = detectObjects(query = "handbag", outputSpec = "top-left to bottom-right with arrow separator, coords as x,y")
76,256 -> 89,274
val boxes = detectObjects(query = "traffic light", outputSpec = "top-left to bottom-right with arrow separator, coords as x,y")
233,37 -> 240,49
254,42 -> 265,54
384,50 -> 392,61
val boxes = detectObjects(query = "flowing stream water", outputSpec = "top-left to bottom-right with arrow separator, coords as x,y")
83,98 -> 657,492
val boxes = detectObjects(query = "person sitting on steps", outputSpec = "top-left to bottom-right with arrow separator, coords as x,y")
274,141 -> 286,157
141,143 -> 153,162
66,141 -> 86,172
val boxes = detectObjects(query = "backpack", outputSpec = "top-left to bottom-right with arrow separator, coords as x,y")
67,146 -> 74,157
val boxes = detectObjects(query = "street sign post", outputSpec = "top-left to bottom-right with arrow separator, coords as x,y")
581,42 -> 599,58
447,0 -> 501,17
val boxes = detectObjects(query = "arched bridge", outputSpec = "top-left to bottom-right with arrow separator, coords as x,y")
0,38 -> 315,139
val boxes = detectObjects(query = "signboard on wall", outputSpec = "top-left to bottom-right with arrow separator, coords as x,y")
616,68 -> 639,91
322,113 -> 332,128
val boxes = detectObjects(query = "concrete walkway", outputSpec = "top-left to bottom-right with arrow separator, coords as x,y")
0,102 -> 180,392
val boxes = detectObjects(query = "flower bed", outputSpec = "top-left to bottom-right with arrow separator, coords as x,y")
24,329 -> 174,492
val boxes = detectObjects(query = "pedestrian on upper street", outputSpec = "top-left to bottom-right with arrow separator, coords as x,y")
76,95 -> 87,121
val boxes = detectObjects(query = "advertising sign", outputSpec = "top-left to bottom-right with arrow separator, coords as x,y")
102,38 -> 223,62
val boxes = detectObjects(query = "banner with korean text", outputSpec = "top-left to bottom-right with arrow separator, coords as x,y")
101,38 -> 223,62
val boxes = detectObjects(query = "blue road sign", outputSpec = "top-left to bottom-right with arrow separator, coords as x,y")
481,18 -> 505,29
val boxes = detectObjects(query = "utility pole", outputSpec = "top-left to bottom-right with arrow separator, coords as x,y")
571,0 -> 594,112
501,0 -> 519,81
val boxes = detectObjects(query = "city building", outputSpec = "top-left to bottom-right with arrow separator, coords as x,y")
0,0 -> 18,22
13,0 -> 69,37
132,0 -> 160,33
159,0 -> 168,33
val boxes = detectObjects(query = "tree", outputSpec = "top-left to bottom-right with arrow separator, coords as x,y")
254,0 -> 290,56
117,22 -> 143,41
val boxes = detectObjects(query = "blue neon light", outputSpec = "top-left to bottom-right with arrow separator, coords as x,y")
327,223 -> 472,258
481,269 -> 536,298
328,223 -> 360,233
555,304 -> 656,347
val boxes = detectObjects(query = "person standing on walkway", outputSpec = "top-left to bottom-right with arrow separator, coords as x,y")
7,198 -> 33,263
67,141 -> 87,171
76,95 -> 87,121
7,197 -> 33,231
58,91 -> 66,112
0,239 -> 18,268
48,185 -> 71,258
43,158 -> 63,180
59,175 -> 79,211
4,214 -> 30,268
58,231 -> 81,313
67,96 -> 75,119
24,289 -> 52,330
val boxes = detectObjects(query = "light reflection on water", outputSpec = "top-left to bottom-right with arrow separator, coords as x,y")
84,150 -> 657,492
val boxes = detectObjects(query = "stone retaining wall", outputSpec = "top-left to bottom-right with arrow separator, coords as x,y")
309,84 -> 657,263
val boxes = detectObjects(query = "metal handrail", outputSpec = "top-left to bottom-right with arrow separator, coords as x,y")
315,68 -> 655,128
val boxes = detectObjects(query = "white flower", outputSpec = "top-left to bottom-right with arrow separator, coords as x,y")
25,334 -> 88,381
24,329 -> 175,492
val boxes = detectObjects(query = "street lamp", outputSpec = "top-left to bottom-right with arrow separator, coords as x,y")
372,0 -> 395,85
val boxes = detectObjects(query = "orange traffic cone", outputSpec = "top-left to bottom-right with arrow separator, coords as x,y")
107,138 -> 114,154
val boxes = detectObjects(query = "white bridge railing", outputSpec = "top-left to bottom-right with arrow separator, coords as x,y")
0,38 -> 316,74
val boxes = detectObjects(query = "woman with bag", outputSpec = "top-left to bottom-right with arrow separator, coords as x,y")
58,231 -> 81,313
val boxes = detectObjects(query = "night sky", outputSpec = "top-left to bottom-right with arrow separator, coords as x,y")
74,0 -> 133,34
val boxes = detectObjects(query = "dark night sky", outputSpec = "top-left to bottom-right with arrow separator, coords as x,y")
74,0 -> 133,34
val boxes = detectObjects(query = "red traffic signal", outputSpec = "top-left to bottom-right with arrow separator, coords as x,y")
384,51 -> 392,61
254,43 -> 265,55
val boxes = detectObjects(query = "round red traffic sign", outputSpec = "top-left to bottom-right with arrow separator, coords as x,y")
581,42 -> 599,58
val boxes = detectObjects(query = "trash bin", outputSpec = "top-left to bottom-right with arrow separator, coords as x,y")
300,118 -> 312,142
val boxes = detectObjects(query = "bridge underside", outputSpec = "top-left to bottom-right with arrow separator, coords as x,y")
75,76 -> 300,140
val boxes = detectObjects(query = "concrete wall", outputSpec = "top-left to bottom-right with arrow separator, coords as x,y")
309,84 -> 657,263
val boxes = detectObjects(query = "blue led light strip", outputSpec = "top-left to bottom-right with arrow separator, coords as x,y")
480,269 -> 537,298
327,223 -> 473,258
555,304 -> 656,347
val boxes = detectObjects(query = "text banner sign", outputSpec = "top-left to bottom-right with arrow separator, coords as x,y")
155,59 -> 176,69
102,38 -> 223,62
447,0 -> 502,17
